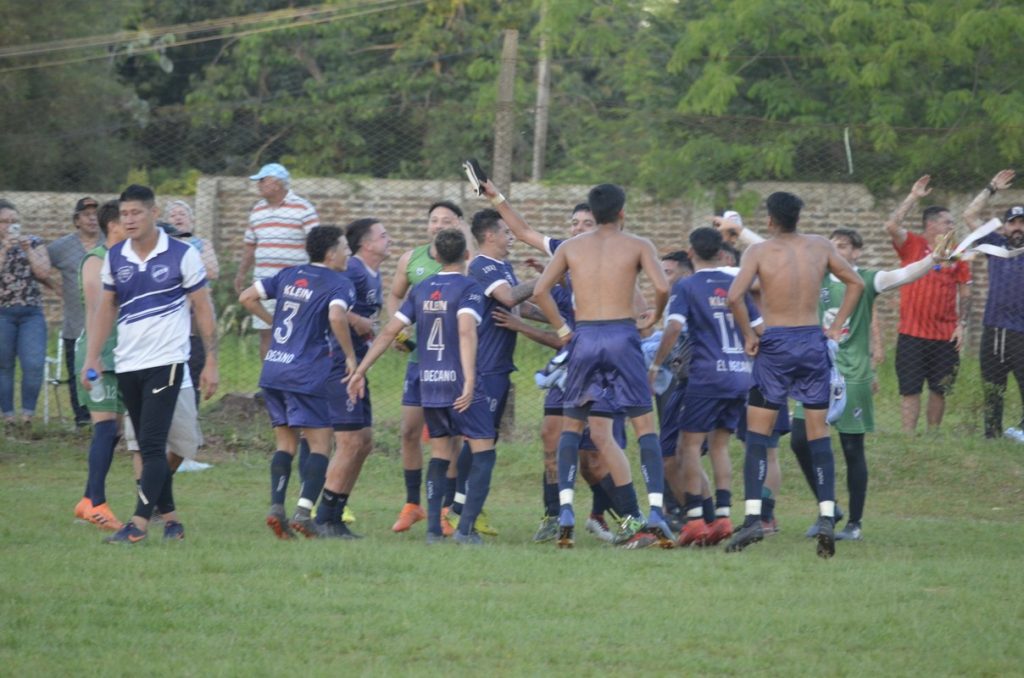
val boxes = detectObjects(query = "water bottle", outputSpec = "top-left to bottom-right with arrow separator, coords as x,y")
85,368 -> 105,403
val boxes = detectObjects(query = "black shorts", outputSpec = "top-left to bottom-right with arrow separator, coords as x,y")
895,333 -> 959,396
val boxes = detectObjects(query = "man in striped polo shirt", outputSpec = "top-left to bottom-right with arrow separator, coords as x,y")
883,176 -> 972,433
82,184 -> 219,544
234,163 -> 320,358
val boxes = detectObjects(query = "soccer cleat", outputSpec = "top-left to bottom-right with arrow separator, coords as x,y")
835,521 -> 862,541
87,503 -> 124,532
453,531 -> 484,546
760,518 -> 780,536
441,507 -> 457,537
342,505 -> 356,524
584,514 -> 615,543
646,513 -> 676,549
163,521 -> 185,541
473,510 -> 498,537
724,518 -> 764,553
805,505 -> 843,538
665,508 -> 685,535
557,506 -> 575,548
74,497 -> 93,521
391,503 -> 426,533
677,519 -> 711,547
613,515 -> 653,548
289,508 -> 319,539
266,504 -> 294,540
320,521 -> 362,539
425,531 -> 447,545
705,517 -> 733,545
815,516 -> 836,559
533,515 -> 559,543
104,522 -> 146,544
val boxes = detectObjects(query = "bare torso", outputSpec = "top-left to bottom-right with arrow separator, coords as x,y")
562,227 -> 649,321
751,233 -> 832,327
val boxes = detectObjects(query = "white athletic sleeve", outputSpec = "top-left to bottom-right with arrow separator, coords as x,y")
738,227 -> 766,246
874,254 -> 934,293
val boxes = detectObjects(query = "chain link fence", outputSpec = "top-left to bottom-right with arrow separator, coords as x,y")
2,71 -> 1022,443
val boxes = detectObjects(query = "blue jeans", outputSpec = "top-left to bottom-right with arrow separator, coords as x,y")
0,305 -> 47,417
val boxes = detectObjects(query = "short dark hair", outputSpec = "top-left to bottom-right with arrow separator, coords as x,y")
345,218 -> 380,254
434,228 -> 467,265
470,208 -> 502,244
97,200 -> 120,237
830,227 -> 863,249
765,191 -> 803,232
587,184 -> 626,225
571,203 -> 592,216
306,225 -> 344,263
662,250 -> 693,273
119,184 -> 155,207
428,200 -> 463,219
689,227 -> 723,261
922,205 -> 949,229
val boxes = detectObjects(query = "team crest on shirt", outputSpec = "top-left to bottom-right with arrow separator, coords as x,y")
295,278 -> 308,288
151,264 -> 170,283
821,307 -> 851,343
415,266 -> 425,276
820,288 -> 831,304
116,265 -> 134,283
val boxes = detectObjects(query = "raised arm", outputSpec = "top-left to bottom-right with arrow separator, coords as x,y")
489,279 -> 538,308
885,175 -> 931,247
481,180 -> 551,255
874,250 -> 944,293
964,169 -> 1015,229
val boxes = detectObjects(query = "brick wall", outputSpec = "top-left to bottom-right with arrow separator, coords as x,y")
5,178 -> 1018,351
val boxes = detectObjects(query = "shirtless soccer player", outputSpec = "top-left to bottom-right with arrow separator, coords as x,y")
349,229 -> 494,545
533,183 -> 672,549
724,191 -> 863,558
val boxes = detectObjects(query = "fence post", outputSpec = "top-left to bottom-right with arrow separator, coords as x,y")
492,29 -> 519,195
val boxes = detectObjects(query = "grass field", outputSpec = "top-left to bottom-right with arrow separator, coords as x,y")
2,337 -> 1023,675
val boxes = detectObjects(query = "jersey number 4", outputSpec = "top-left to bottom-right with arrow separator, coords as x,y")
427,317 -> 445,361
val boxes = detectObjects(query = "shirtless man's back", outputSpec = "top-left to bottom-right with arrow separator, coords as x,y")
533,183 -> 673,549
724,191 -> 863,558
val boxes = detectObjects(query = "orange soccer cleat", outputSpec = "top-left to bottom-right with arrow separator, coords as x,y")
391,503 -> 426,532
87,503 -> 124,532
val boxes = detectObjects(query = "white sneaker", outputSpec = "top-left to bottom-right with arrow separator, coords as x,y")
1004,427 -> 1024,444
585,515 -> 615,543
177,459 -> 213,472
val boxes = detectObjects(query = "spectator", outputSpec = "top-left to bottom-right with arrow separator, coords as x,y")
234,163 -> 319,358
883,176 -> 972,433
0,199 -> 51,430
963,169 -> 1024,439
47,196 -> 101,427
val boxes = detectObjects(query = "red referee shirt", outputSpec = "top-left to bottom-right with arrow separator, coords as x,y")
894,231 -> 971,341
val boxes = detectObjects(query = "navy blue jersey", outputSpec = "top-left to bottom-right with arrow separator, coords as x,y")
978,232 -> 1024,333
397,272 -> 485,407
341,255 -> 383,357
257,264 -> 355,395
666,268 -> 759,397
468,254 -> 519,376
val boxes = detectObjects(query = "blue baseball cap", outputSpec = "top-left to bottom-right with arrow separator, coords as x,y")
249,163 -> 290,182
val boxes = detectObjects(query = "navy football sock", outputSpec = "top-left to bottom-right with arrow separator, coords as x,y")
459,450 -> 496,536
299,453 -> 328,510
742,432 -> 772,514
840,432 -> 867,524
443,476 -> 457,508
612,482 -> 642,520
297,437 -> 310,482
809,436 -> 836,505
452,442 -> 472,514
318,489 -> 341,525
715,488 -> 732,517
683,492 -> 703,521
702,496 -> 716,523
638,433 -> 665,517
86,420 -> 118,506
404,468 -> 422,505
556,431 -> 582,511
269,451 -> 293,505
426,457 -> 450,536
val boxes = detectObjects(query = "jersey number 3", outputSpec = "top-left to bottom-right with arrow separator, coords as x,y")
274,300 -> 300,344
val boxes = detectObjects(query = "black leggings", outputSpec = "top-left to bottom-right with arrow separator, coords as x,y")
980,326 -> 1024,438
118,364 -> 183,520
791,419 -> 867,524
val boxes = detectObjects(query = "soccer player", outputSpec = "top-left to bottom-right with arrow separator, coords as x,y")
533,183 -> 672,548
315,218 -> 392,538
962,169 -> 1024,440
385,201 -> 470,533
650,228 -> 760,547
349,229 -> 494,545
884,176 -> 972,432
73,200 -> 128,530
724,191 -> 863,558
238,225 -> 357,539
81,184 -> 219,544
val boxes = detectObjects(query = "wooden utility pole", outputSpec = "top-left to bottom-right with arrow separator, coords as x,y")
531,2 -> 551,182
492,29 -> 518,194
